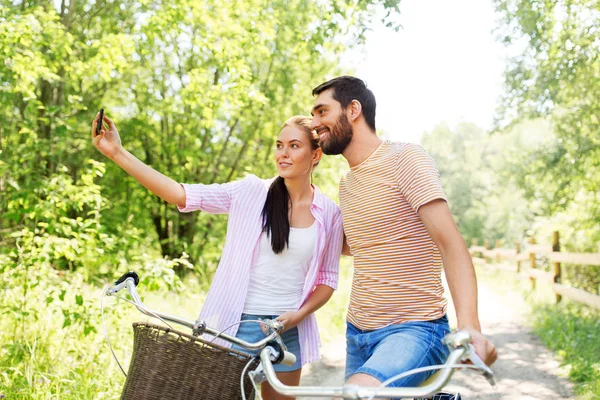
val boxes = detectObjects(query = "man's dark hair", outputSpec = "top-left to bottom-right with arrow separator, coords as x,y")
312,76 -> 376,131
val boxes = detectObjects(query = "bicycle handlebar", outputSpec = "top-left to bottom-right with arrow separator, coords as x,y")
107,272 -> 494,397
107,273 -> 292,355
257,330 -> 492,399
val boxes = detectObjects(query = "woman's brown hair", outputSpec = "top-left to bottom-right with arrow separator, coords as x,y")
261,116 -> 320,253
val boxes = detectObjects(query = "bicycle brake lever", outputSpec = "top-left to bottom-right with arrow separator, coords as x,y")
262,319 -> 288,351
465,344 -> 496,387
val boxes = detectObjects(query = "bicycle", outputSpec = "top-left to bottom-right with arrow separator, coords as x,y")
103,271 -> 495,399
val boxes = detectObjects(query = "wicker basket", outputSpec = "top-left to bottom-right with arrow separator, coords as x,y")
120,322 -> 258,400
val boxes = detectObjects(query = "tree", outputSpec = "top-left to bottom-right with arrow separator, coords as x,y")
0,0 -> 401,276
421,122 -> 532,246
493,0 -> 599,220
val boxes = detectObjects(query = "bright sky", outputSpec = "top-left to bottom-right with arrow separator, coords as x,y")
342,0 -> 509,143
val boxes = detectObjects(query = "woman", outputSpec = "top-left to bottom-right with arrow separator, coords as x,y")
92,113 -> 343,399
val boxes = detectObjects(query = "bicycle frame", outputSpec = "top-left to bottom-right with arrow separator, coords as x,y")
256,332 -> 471,399
106,272 -> 494,399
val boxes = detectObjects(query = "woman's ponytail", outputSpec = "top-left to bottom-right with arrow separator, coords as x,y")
261,176 -> 290,254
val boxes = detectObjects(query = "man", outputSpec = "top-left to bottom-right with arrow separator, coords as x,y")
310,76 -> 497,388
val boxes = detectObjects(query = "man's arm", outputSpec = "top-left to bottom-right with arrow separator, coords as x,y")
342,233 -> 352,256
418,199 -> 497,366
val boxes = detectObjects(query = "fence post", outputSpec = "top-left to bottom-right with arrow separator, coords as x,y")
553,231 -> 562,303
516,241 -> 521,273
495,240 -> 501,264
530,237 -> 536,290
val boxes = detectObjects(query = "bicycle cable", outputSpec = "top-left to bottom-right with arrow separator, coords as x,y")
240,356 -> 260,400
110,293 -> 174,330
101,283 -> 175,377
211,319 -> 278,400
208,319 -> 267,344
101,285 -> 128,377
366,364 -> 488,400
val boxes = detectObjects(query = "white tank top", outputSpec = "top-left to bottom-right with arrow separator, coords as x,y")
243,222 -> 318,315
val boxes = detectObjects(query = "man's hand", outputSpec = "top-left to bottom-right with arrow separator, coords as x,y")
464,328 -> 497,366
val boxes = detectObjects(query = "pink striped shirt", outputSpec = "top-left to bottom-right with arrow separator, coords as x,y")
178,174 -> 343,365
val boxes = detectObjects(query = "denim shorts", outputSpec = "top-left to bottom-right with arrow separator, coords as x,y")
231,313 -> 302,372
345,315 -> 451,387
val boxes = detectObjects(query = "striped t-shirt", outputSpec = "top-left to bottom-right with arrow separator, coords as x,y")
340,141 -> 448,330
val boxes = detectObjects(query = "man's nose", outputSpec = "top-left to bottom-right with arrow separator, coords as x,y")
310,117 -> 320,130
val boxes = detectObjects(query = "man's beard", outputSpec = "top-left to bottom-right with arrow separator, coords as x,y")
321,114 -> 353,155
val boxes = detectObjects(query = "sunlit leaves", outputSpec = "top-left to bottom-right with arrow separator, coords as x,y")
493,0 -> 600,218
0,0 -> 403,275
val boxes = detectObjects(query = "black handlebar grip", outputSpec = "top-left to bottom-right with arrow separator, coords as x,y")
265,340 -> 285,364
114,271 -> 140,286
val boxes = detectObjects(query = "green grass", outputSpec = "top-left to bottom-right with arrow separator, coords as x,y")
0,256 -> 350,399
476,262 -> 600,399
0,267 -> 206,399
531,303 -> 600,398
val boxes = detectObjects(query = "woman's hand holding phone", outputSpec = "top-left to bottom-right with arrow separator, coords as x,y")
89,110 -> 186,206
92,110 -> 123,160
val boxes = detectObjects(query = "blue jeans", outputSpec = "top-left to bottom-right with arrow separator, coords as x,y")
231,313 -> 302,372
345,315 -> 451,387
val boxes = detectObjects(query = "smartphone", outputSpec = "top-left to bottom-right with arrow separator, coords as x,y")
96,108 -> 104,136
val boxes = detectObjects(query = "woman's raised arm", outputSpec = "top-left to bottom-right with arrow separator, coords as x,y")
91,113 -> 186,207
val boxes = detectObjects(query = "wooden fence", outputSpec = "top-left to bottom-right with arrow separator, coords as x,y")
469,231 -> 600,310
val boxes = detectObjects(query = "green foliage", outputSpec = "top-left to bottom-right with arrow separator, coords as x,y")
0,0 -> 401,277
490,0 -> 600,296
532,303 -> 600,397
422,118 -> 599,294
0,1 -> 401,397
477,264 -> 600,399
493,0 -> 600,225
0,236 -> 191,398
3,160 -> 109,270
421,122 -> 533,246
0,258 -> 115,398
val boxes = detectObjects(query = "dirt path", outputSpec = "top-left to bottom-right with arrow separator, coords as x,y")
300,278 -> 575,399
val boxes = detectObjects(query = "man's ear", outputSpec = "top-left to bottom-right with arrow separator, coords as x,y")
348,99 -> 362,122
